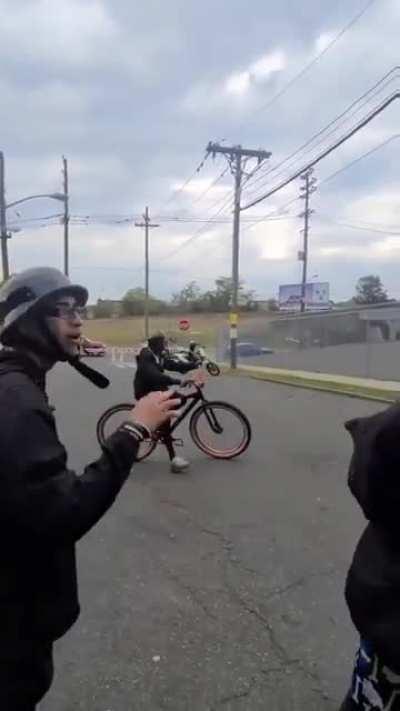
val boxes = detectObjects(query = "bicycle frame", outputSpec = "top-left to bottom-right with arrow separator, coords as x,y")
167,385 -> 223,437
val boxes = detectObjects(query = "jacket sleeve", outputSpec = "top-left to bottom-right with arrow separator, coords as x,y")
0,386 -> 139,545
139,349 -> 181,388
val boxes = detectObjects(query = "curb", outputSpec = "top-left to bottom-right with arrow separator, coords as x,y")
222,366 -> 400,404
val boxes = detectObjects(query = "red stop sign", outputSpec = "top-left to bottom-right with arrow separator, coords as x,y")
179,319 -> 190,332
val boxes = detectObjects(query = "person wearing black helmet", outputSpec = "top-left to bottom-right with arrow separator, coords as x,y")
0,267 -> 179,711
134,331 -> 205,473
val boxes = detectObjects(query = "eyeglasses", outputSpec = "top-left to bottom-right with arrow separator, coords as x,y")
45,304 -> 86,320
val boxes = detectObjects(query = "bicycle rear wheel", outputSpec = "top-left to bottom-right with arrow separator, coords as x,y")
96,403 -> 157,461
189,401 -> 251,459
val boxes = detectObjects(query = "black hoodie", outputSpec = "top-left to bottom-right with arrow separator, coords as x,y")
0,350 -> 138,648
345,403 -> 400,672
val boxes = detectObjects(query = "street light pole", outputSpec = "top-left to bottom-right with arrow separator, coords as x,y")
0,152 -> 9,282
0,153 -> 67,281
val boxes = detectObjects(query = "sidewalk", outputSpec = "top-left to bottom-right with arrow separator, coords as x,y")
226,363 -> 400,403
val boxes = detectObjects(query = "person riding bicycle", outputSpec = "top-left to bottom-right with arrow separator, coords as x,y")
134,331 -> 205,473
0,268 -> 179,710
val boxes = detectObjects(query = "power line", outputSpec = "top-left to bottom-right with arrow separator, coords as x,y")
243,66 -> 399,199
241,133 -> 400,234
243,91 -> 400,210
241,196 -> 302,235
65,212 -> 293,225
245,0 -> 377,123
190,165 -> 230,205
153,151 -> 210,218
318,133 -> 400,188
157,200 -> 235,262
317,216 -> 400,236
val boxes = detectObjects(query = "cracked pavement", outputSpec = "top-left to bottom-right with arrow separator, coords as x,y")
40,359 -> 383,710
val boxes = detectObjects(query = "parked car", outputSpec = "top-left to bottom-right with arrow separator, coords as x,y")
225,341 -> 274,358
80,336 -> 107,357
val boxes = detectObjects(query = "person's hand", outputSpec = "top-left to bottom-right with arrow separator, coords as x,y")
129,391 -> 181,432
184,368 -> 206,387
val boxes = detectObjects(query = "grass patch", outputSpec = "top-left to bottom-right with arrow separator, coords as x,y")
83,313 -> 268,348
229,367 -> 399,404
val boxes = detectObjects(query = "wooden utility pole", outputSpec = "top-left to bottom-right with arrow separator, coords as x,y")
206,142 -> 271,368
62,156 -> 69,276
0,152 -> 9,282
299,169 -> 317,313
135,207 -> 159,339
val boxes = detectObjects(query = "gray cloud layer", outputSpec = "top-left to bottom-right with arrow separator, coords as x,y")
0,0 -> 399,302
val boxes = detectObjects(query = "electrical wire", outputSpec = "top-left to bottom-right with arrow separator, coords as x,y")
243,67 -> 400,199
243,91 -> 400,210
152,151 -> 210,218
241,133 -> 400,234
243,0 -> 378,124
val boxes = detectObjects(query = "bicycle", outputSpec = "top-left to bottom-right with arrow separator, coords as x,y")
96,383 -> 251,461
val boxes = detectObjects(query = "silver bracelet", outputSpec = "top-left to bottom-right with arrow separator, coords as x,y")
120,423 -> 143,443
120,422 -> 152,442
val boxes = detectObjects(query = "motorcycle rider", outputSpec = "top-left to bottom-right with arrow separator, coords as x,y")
0,268 -> 179,710
134,331 -> 204,473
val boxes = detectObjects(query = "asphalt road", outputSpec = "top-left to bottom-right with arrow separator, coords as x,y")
40,359 -> 383,711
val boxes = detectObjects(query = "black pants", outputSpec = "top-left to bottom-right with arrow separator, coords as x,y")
0,640 -> 54,710
339,693 -> 356,710
159,421 -> 176,461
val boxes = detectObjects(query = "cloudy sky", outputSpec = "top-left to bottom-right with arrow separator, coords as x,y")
1,0 -> 399,303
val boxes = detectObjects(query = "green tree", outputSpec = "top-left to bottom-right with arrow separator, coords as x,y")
354,275 -> 388,304
122,288 -> 168,316
93,299 -> 114,318
172,281 -> 202,311
206,277 -> 254,312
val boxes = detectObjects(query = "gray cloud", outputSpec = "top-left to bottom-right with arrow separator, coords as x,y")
0,0 -> 398,302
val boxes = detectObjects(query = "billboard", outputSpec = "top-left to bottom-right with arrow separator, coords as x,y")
279,282 -> 330,312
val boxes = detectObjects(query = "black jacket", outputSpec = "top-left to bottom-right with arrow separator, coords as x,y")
0,351 -> 138,649
345,404 -> 400,671
134,348 -> 192,400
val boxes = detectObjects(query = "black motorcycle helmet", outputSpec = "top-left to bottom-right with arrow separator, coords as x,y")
148,331 -> 166,356
0,267 -> 109,388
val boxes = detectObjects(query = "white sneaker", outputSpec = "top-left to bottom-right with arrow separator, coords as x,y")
171,456 -> 190,474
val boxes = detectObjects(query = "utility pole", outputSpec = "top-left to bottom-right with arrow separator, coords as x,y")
299,169 -> 317,313
0,152 -> 9,282
62,156 -> 69,276
206,142 -> 271,368
135,207 -> 159,339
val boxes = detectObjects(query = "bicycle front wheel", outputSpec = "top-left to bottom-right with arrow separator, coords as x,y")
96,403 -> 157,461
206,361 -> 221,377
189,401 -> 251,459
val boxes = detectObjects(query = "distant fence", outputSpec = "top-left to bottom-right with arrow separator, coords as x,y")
108,346 -> 139,367
216,303 -> 400,381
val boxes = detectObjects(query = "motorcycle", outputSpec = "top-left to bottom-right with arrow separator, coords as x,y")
169,341 -> 221,377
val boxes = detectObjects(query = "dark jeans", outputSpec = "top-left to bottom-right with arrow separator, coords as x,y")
0,640 -> 54,710
339,693 -> 356,710
159,421 -> 176,461
341,638 -> 400,710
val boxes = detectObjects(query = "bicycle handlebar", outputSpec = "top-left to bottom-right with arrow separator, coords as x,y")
181,380 -> 204,389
